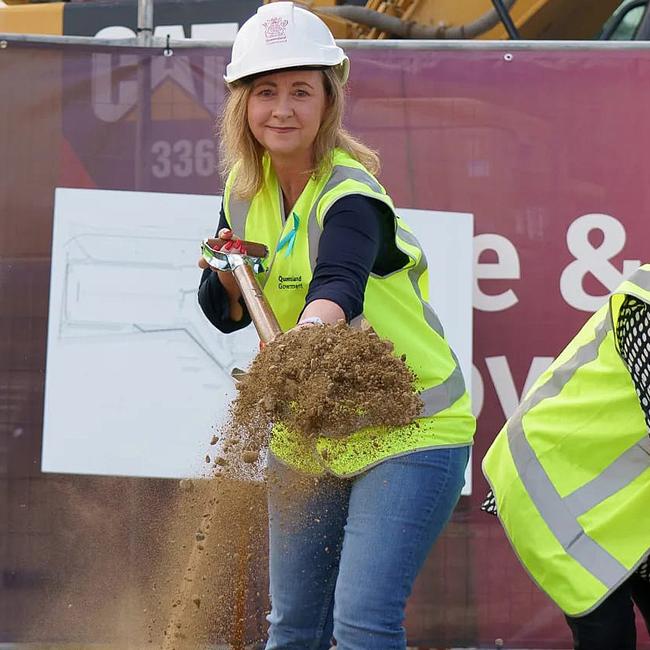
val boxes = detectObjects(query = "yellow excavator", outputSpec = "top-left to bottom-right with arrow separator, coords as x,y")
0,0 -> 648,42
303,0 -> 629,41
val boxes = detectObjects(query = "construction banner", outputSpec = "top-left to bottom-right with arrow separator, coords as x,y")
1,38 -> 649,648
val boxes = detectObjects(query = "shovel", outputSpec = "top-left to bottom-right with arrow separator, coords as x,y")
201,237 -> 282,345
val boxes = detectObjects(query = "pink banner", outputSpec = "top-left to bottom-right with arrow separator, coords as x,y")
1,39 -> 649,647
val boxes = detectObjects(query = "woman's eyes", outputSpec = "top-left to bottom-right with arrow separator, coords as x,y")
254,89 -> 310,98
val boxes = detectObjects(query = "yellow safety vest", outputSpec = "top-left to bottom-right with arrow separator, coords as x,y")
224,148 -> 475,477
482,265 -> 650,617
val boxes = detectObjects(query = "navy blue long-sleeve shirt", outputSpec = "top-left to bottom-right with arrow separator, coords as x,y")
198,194 -> 408,332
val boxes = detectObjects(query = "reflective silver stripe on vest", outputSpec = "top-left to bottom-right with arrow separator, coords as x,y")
508,317 -> 629,587
227,195 -> 251,238
306,165 -> 384,270
420,362 -> 467,417
396,225 -> 467,413
563,437 -> 650,517
396,226 -> 445,338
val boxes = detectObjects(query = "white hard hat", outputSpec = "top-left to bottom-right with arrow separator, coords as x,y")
224,1 -> 349,84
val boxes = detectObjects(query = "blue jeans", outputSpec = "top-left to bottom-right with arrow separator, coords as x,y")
265,445 -> 470,650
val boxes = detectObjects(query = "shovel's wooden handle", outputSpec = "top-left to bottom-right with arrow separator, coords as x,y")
232,263 -> 282,345
213,238 -> 269,259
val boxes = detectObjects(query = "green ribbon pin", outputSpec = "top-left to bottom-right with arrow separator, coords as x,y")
276,212 -> 300,257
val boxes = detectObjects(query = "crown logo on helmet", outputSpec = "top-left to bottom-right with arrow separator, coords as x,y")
263,17 -> 289,44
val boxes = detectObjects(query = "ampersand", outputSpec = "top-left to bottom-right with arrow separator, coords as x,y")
560,214 -> 640,312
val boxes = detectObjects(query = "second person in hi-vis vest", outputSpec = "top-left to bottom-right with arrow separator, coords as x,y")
483,265 -> 650,650
198,3 -> 475,649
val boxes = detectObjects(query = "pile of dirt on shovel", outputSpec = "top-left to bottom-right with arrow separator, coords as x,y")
224,322 -> 423,461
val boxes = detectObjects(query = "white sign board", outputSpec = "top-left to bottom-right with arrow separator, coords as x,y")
42,189 -> 473,492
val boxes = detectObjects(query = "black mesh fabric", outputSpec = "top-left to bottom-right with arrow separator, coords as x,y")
615,296 -> 650,582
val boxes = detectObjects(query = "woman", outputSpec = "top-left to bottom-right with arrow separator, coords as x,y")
198,3 -> 475,648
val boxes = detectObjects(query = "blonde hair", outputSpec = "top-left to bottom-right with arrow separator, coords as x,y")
218,67 -> 380,199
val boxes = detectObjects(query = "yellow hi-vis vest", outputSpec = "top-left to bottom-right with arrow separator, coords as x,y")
482,265 -> 650,617
224,149 -> 475,477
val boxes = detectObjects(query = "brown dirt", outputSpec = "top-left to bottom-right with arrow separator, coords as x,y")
158,477 -> 268,650
228,322 -> 422,458
158,323 -> 422,647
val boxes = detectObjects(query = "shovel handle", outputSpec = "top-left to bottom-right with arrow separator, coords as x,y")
232,263 -> 282,345
213,238 -> 269,259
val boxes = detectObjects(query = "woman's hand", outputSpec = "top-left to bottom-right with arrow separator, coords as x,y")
198,228 -> 245,322
290,299 -> 346,333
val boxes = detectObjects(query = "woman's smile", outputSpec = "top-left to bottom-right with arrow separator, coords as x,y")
266,126 -> 299,134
